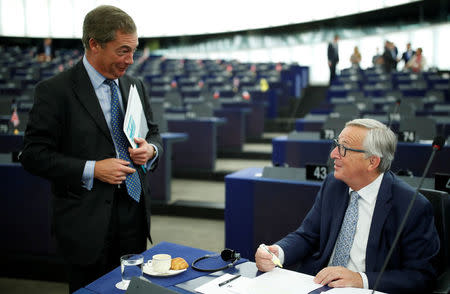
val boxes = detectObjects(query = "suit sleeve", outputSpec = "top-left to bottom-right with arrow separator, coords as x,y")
365,196 -> 440,292
20,79 -> 86,187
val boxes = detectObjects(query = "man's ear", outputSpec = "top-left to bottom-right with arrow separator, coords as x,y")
368,156 -> 381,172
89,38 -> 100,53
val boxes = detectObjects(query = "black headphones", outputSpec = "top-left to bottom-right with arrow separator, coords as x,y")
191,249 -> 241,272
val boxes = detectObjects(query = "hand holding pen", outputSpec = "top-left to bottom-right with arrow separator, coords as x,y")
255,244 -> 283,271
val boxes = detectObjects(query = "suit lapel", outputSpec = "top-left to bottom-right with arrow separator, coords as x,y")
71,61 -> 113,144
119,76 -> 132,113
365,172 -> 393,271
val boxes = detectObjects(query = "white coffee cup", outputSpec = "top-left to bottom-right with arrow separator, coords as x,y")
151,254 -> 171,273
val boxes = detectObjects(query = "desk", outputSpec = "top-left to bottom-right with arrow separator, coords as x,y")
149,133 -> 188,203
221,101 -> 265,139
167,118 -> 225,172
272,137 -> 450,178
0,163 -> 55,256
78,241 -> 248,294
214,108 -> 249,152
225,167 -> 322,261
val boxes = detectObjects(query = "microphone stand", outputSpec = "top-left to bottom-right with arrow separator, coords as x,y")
371,138 -> 444,293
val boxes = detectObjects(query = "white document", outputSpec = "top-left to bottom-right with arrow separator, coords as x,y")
246,267 -> 322,294
195,274 -> 252,294
244,268 -> 386,294
123,85 -> 149,148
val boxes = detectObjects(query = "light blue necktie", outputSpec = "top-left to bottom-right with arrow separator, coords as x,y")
331,191 -> 359,267
105,79 -> 141,202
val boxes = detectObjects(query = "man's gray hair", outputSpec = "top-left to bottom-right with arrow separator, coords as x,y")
346,118 -> 397,173
82,5 -> 136,50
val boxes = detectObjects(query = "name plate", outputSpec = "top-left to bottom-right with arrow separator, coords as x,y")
398,130 -> 416,142
306,164 -> 328,181
320,129 -> 335,140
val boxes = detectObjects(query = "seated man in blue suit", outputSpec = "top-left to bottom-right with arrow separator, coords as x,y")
255,118 -> 439,293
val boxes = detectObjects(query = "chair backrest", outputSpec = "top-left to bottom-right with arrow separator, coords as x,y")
419,188 -> 450,276
322,117 -> 348,136
399,117 -> 436,141
189,102 -> 213,118
262,166 -> 305,182
164,91 -> 183,108
332,104 -> 360,118
149,99 -> 167,133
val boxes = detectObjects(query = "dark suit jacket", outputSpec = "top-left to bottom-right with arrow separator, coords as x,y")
327,42 -> 339,65
401,50 -> 415,64
21,60 -> 163,265
276,171 -> 439,293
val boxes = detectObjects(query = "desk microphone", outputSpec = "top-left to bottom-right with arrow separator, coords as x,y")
371,136 -> 445,294
387,98 -> 401,129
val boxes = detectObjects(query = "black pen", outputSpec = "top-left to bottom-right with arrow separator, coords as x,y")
218,275 -> 241,287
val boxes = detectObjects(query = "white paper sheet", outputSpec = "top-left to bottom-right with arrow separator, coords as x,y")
245,268 -> 322,294
195,274 -> 252,294
123,85 -> 148,148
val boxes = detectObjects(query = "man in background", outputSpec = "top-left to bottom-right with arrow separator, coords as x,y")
21,5 -> 163,293
255,118 -> 439,293
36,37 -> 55,62
401,42 -> 415,69
327,34 -> 339,85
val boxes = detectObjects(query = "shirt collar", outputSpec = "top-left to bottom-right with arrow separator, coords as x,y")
349,173 -> 384,205
83,55 -> 119,89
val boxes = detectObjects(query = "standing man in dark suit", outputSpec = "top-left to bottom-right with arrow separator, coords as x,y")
401,42 -> 415,69
36,38 -> 55,62
327,34 -> 339,85
20,5 -> 163,293
382,41 -> 396,73
255,118 -> 439,293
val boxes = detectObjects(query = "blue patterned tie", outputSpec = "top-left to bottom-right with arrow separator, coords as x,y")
331,191 -> 359,267
105,79 -> 141,202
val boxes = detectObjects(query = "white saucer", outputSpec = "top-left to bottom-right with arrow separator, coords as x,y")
115,280 -> 129,290
143,261 -> 187,277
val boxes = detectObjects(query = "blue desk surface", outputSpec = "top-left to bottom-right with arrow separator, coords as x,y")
272,137 -> 450,178
81,241 -> 247,294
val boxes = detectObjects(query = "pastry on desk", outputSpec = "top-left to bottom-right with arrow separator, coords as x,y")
171,257 -> 189,270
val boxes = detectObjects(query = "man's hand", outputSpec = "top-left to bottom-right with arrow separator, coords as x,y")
128,137 -> 154,165
94,158 -> 136,184
314,266 -> 363,288
255,245 -> 278,272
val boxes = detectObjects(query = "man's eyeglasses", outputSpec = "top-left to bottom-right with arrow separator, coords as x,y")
333,139 -> 367,157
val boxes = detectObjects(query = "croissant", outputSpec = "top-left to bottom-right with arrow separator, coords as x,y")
171,257 -> 189,270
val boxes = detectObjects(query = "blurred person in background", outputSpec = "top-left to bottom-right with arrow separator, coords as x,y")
36,37 -> 55,62
400,42 -> 415,69
327,34 -> 339,84
405,47 -> 426,73
350,46 -> 361,69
